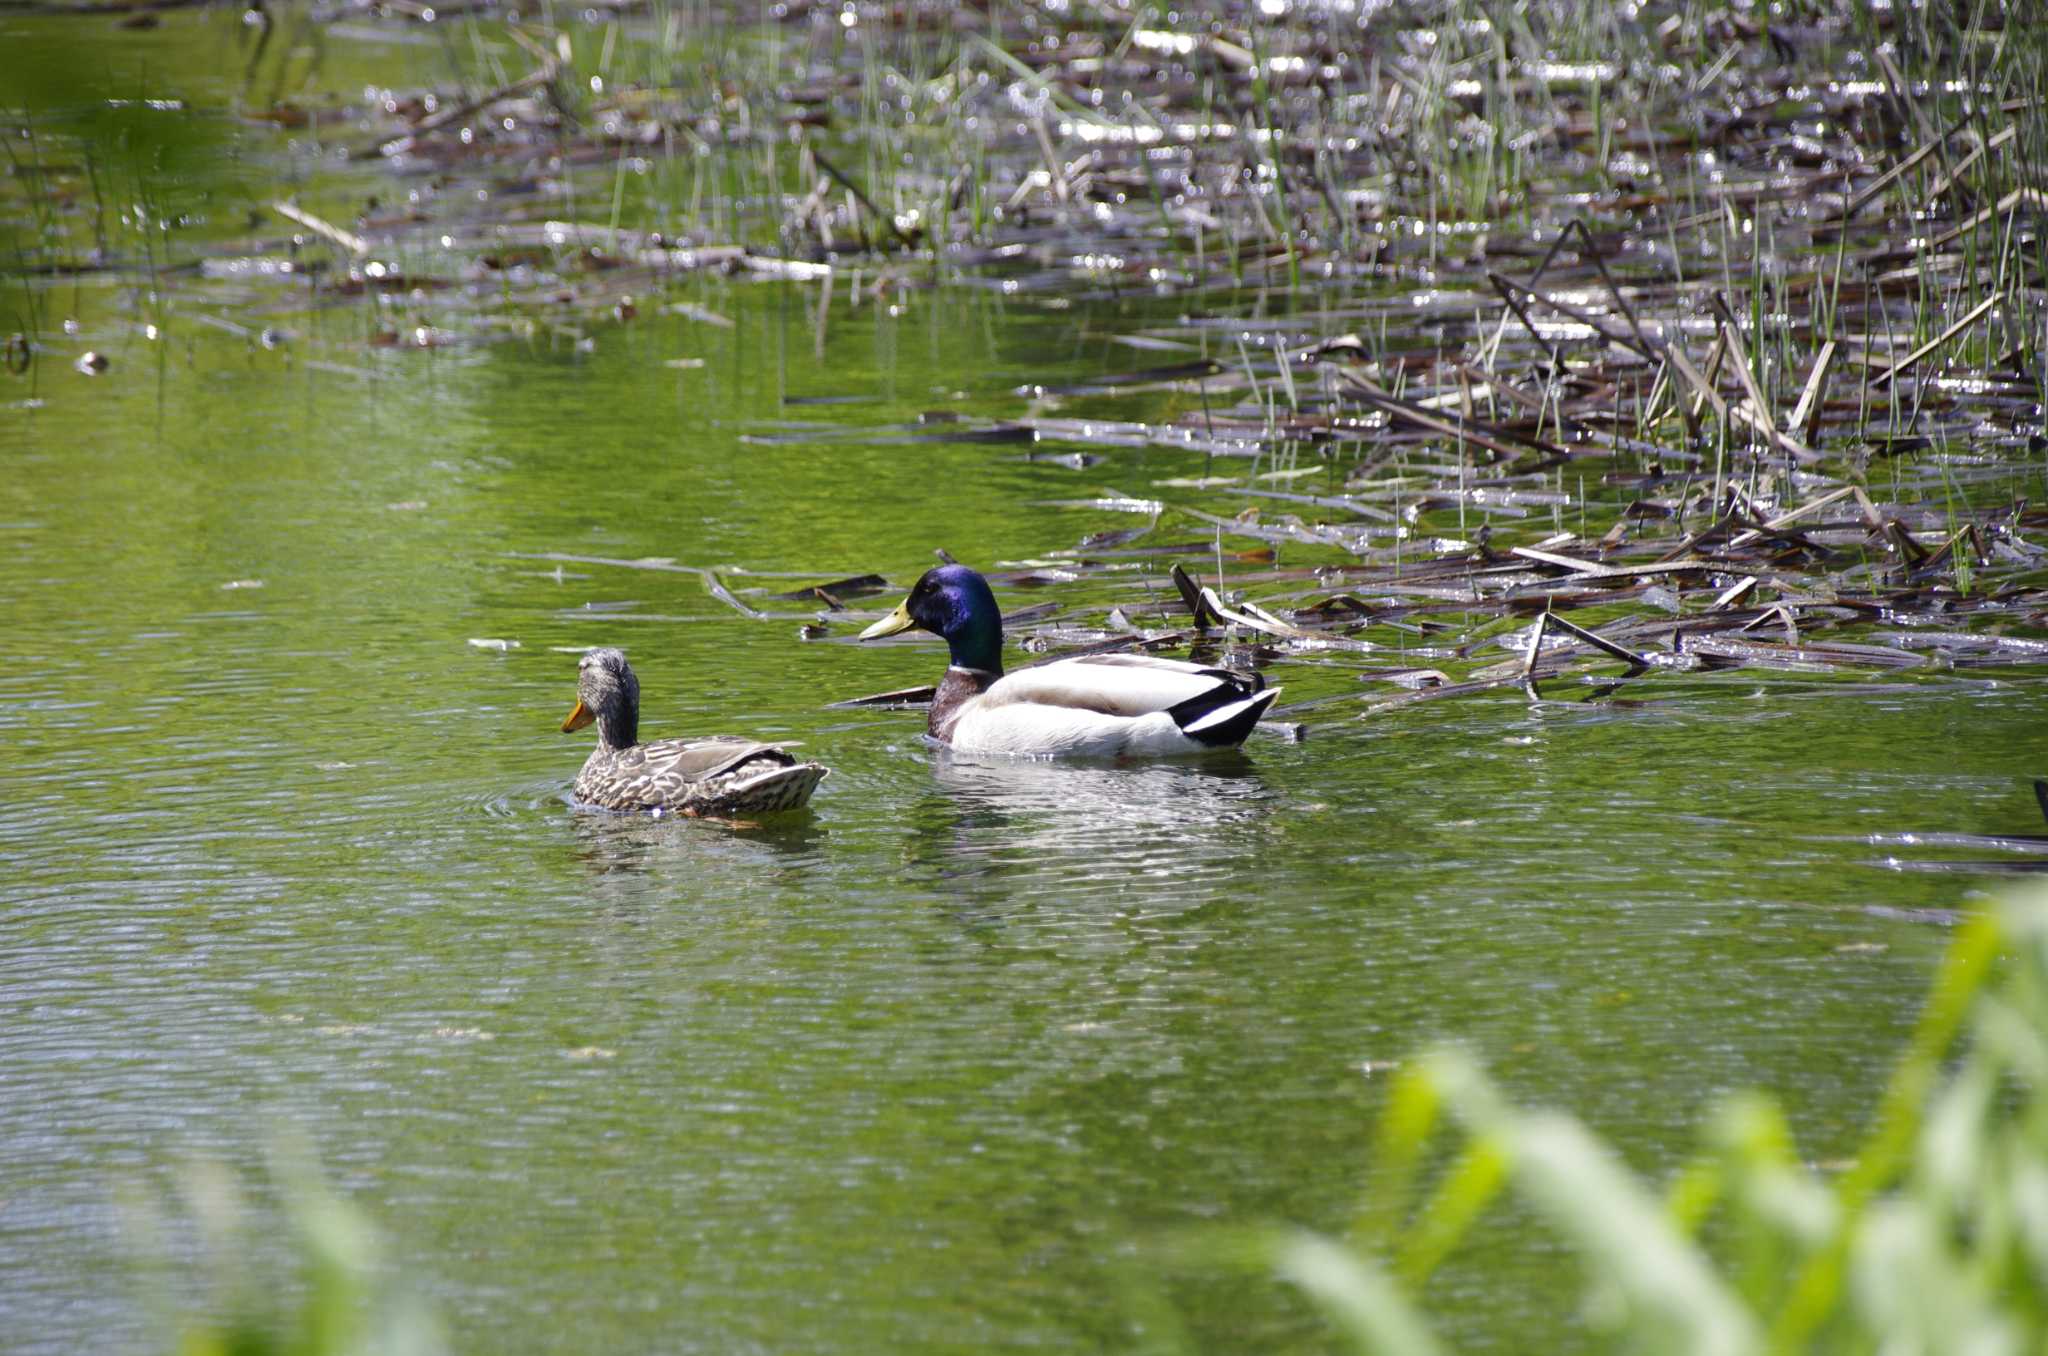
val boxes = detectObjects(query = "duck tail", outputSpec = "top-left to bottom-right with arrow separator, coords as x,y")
1175,686 -> 1281,748
689,761 -> 829,817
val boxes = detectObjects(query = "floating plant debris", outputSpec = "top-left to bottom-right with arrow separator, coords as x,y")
4,2 -> 2043,767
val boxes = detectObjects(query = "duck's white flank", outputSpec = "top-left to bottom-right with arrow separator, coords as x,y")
945,653 -> 1278,758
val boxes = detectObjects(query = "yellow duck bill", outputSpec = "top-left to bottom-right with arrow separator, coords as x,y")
857,599 -> 916,640
560,699 -> 595,732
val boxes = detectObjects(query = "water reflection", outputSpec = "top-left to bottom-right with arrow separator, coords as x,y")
564,801 -> 828,881
901,748 -> 1280,913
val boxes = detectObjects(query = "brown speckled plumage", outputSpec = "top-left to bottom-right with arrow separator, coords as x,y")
563,648 -> 828,816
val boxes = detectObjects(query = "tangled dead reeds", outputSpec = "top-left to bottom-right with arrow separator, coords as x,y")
6,1 -> 2045,735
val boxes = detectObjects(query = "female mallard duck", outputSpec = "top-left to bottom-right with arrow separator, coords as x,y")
857,564 -> 1278,758
562,648 -> 828,815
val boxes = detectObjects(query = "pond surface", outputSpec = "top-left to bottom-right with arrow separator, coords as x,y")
9,266 -> 2043,1353
4,10 -> 2046,1355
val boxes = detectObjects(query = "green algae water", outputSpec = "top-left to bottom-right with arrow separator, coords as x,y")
10,272 -> 2043,1352
4,8 -> 2046,1353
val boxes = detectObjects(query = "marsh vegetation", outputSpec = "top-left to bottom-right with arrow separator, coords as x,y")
4,0 -> 2047,1350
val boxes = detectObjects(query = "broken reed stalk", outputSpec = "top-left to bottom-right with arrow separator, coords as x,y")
362,57 -> 561,160
1787,340 -> 1837,442
273,201 -> 368,255
1540,609 -> 1648,668
1836,112 -> 1969,220
1344,376 -> 1570,462
808,148 -> 918,249
1866,293 -> 2002,388
1709,294 -> 1821,464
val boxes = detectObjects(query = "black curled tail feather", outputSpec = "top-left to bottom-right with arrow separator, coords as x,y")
1168,685 -> 1280,748
1162,668 -> 1261,722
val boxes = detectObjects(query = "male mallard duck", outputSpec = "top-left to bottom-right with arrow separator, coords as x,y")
562,648 -> 828,815
856,564 -> 1279,758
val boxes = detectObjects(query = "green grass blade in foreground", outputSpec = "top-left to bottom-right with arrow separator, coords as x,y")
1196,884 -> 2048,1355
1768,907 -> 2005,1351
1389,1135 -> 1508,1289
1427,1046 -> 1761,1356
1270,1231 -> 1443,1356
1698,1094 -> 1837,1316
134,1153 -> 448,1356
1347,1061 -> 1441,1248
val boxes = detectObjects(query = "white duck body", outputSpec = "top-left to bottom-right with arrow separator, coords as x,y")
936,653 -> 1278,758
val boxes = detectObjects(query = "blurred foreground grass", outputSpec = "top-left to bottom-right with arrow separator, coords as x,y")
151,887 -> 2048,1354
1150,883 -> 2048,1354
129,1152 -> 445,1356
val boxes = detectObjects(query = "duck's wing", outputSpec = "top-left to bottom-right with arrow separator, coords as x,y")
645,738 -> 829,816
987,652 -> 1262,718
639,737 -> 804,786
962,653 -> 1276,754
